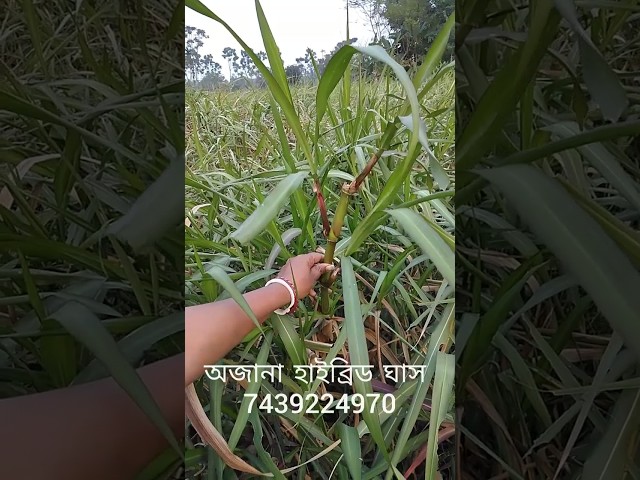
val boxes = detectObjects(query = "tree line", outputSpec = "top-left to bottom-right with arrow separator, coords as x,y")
185,0 -> 453,90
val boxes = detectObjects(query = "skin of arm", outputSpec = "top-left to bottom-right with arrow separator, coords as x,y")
0,253 -> 334,480
184,282 -> 290,385
0,353 -> 185,480
185,252 -> 334,386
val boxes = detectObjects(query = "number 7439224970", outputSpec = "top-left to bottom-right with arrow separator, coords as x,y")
244,392 -> 396,414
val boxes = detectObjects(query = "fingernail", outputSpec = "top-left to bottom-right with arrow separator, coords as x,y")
326,265 -> 335,271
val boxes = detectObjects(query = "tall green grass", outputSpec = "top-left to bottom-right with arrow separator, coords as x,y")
185,0 -> 455,478
457,0 -> 640,477
0,0 -> 184,477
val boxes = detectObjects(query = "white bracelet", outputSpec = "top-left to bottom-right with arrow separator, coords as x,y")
265,278 -> 295,315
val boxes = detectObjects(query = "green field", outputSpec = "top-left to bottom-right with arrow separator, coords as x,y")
184,3 -> 455,477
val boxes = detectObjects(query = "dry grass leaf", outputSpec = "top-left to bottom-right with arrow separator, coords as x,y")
185,383 -> 272,477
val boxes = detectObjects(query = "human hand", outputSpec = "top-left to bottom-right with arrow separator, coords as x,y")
277,252 -> 337,299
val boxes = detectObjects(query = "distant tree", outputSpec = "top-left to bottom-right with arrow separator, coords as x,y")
348,0 -> 389,42
221,46 -> 238,80
296,49 -> 317,79
285,64 -> 304,84
231,50 -> 267,86
383,0 -> 454,66
199,54 -> 225,89
185,26 -> 208,82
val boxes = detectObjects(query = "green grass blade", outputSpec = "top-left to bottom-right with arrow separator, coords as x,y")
493,333 -> 552,428
20,0 -> 46,76
479,164 -> 640,358
456,1 -> 561,170
459,426 -> 525,480
460,253 -> 544,388
553,0 -> 628,121
385,308 -> 453,478
398,115 -> 449,190
424,352 -> 454,480
254,0 -> 293,105
337,423 -> 362,480
0,89 -> 151,164
109,236 -> 152,315
229,171 -> 308,244
583,388 -> 640,480
387,208 -> 454,285
558,177 -> 640,268
107,158 -> 184,252
75,311 -> 184,383
18,251 -> 46,322
316,45 -> 420,167
499,120 -> 640,167
206,266 -> 264,332
40,318 -> 77,387
341,256 -> 389,460
270,314 -> 305,368
0,234 -> 123,277
228,330 -> 273,450
412,13 -> 454,90
247,408 -> 287,478
546,122 -> 640,212
54,130 -> 81,212
554,334 -> 624,478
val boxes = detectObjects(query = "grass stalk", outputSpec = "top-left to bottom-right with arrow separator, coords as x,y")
319,122 -> 398,312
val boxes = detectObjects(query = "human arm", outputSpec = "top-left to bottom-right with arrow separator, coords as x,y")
184,252 -> 334,386
0,253 -> 334,479
0,353 -> 185,480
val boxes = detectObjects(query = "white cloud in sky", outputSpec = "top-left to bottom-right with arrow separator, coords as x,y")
186,1 -> 375,78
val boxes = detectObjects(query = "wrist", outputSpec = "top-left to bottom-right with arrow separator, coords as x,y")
264,282 -> 292,309
265,277 -> 299,315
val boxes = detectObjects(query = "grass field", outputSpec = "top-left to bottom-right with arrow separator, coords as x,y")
184,1 -> 455,478
0,0 -> 184,477
456,1 -> 640,478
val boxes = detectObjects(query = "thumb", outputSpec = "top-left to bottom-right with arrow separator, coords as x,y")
311,263 -> 334,279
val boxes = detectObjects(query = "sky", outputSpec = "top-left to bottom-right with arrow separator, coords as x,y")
185,1 -> 375,79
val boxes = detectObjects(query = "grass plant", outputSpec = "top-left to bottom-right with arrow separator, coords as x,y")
185,1 -> 456,478
456,1 -> 640,477
0,0 -> 185,477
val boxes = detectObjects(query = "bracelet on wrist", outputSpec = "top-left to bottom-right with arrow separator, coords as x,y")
265,277 -> 298,315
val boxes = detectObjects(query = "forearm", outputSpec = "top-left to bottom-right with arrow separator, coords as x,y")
185,283 -> 289,385
0,353 -> 185,480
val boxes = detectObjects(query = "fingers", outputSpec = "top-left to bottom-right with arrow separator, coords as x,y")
310,262 -> 334,279
305,252 -> 324,267
330,268 -> 340,282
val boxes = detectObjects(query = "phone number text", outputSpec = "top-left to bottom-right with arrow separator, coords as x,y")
245,392 -> 396,414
